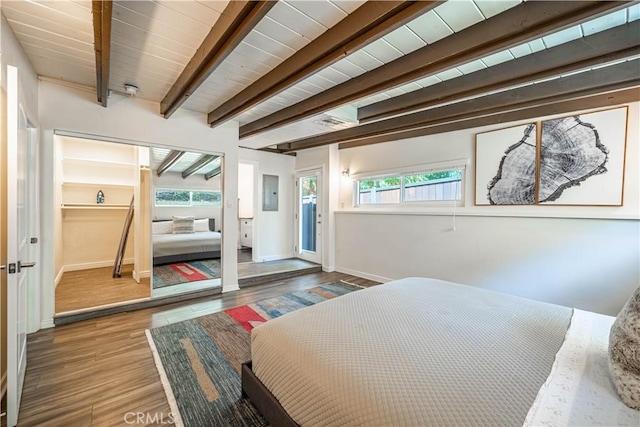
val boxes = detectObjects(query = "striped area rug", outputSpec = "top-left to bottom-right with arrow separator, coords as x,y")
153,259 -> 221,289
146,281 -> 363,427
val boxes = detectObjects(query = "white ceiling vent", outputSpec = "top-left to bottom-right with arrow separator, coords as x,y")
313,105 -> 359,130
313,116 -> 356,130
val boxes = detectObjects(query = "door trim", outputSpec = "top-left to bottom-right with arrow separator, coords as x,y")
294,167 -> 323,265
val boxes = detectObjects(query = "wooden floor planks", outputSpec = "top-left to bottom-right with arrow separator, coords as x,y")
55,265 -> 150,313
19,272 -> 379,426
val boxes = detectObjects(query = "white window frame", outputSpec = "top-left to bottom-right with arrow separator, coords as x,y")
155,188 -> 222,207
351,159 -> 468,208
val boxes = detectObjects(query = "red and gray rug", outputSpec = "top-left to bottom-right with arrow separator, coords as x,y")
146,281 -> 362,427
152,259 -> 221,289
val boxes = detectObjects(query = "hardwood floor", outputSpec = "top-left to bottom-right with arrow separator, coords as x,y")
238,248 -> 253,263
55,265 -> 150,313
20,272 -> 378,426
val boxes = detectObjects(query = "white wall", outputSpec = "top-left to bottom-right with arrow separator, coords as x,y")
152,171 -> 222,230
333,102 -> 640,316
39,79 -> 240,328
238,163 -> 254,219
239,148 -> 296,261
1,13 -> 38,121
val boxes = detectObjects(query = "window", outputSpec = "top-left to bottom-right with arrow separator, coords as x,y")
403,169 -> 462,202
357,176 -> 401,204
155,189 -> 221,207
355,163 -> 465,206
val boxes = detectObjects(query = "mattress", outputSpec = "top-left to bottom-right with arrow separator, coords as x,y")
152,231 -> 221,257
251,277 -> 574,427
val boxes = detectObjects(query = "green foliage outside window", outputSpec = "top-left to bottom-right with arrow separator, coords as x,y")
357,168 -> 464,204
155,189 -> 221,207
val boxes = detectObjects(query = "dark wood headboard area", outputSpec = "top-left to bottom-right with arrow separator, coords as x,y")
152,218 -> 216,231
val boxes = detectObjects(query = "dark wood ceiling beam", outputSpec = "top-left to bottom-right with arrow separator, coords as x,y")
183,155 -> 219,179
204,166 -> 222,181
339,88 -> 640,150
156,150 -> 185,176
277,59 -> 640,152
161,1 -> 275,119
240,0 -> 630,138
358,21 -> 640,123
92,0 -> 112,107
207,1 -> 442,127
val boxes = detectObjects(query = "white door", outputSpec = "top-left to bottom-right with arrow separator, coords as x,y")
5,65 -> 36,427
295,170 -> 322,264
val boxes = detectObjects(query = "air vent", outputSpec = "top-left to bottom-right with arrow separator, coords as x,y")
313,116 -> 357,130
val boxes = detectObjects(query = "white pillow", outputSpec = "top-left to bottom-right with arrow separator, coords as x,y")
152,221 -> 173,235
172,216 -> 195,234
194,218 -> 210,232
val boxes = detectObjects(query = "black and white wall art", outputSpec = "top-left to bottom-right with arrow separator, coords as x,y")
475,106 -> 628,206
475,123 -> 537,205
539,107 -> 627,205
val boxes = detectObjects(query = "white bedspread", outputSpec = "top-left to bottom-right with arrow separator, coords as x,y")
524,309 -> 639,426
152,231 -> 221,257
251,278 -> 638,427
251,277 -> 573,427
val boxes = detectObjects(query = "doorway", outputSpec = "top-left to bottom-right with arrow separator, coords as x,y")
51,134 -> 226,312
295,169 -> 322,264
52,135 -> 151,313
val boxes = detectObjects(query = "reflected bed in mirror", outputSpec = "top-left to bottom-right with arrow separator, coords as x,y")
150,148 -> 223,297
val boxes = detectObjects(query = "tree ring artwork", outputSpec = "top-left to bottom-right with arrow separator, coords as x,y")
475,107 -> 627,206
475,123 -> 537,205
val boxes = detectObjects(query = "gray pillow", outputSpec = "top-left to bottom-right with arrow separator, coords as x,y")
172,216 -> 195,234
609,285 -> 640,410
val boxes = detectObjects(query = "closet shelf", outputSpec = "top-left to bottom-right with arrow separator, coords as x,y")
62,181 -> 134,188
61,203 -> 130,210
62,157 -> 136,168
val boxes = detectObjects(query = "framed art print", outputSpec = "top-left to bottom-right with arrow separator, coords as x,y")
538,107 -> 628,206
475,123 -> 537,205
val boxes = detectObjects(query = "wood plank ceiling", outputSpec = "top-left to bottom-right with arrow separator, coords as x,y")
2,0 -> 639,152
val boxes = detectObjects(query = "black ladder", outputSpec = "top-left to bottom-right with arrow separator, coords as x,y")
112,196 -> 134,278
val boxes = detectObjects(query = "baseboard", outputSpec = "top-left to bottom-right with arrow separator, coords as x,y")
132,269 -> 151,282
222,284 -> 240,293
335,266 -> 392,284
322,265 -> 335,273
40,318 -> 55,329
258,253 -> 295,262
1,370 -> 6,399
54,267 -> 65,288
64,258 -> 133,272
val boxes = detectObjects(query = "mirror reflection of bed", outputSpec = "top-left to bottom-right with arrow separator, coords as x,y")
150,148 -> 223,297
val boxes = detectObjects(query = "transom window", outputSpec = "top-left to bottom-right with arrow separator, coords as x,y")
355,163 -> 465,206
155,189 -> 222,207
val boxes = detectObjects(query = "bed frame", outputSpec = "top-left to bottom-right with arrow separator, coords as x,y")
241,361 -> 300,427
152,250 -> 221,266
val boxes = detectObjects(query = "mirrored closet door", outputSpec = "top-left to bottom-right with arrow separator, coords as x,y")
53,134 -> 224,314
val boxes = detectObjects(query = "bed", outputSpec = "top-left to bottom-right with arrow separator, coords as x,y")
152,218 -> 221,266
242,277 -> 639,427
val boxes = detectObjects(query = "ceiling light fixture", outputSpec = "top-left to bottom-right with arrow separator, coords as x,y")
124,83 -> 139,96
